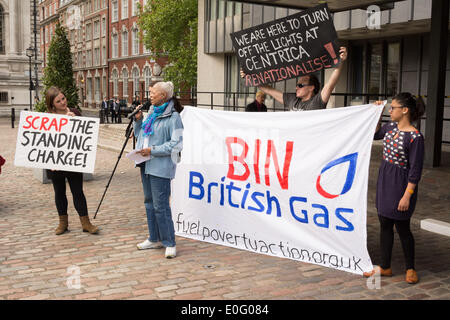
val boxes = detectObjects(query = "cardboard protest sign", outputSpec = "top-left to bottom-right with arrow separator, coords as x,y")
14,111 -> 99,173
230,3 -> 340,86
171,104 -> 384,275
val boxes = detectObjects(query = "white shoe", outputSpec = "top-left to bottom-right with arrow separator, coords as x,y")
165,246 -> 176,259
137,239 -> 163,250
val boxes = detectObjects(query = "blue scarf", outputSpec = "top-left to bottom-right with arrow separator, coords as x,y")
142,102 -> 169,136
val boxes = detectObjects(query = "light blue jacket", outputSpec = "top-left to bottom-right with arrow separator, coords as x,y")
133,99 -> 183,179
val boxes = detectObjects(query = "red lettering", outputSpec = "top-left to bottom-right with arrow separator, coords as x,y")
320,54 -> 331,68
39,117 -> 50,131
226,137 -> 250,181
23,115 -> 33,129
264,140 -> 294,190
59,118 -> 68,132
245,75 -> 252,87
47,118 -> 59,131
31,116 -> 40,129
253,139 -> 261,184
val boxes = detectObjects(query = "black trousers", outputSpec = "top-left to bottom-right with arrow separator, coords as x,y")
47,170 -> 88,217
378,215 -> 415,270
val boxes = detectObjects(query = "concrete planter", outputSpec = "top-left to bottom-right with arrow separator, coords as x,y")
33,168 -> 93,184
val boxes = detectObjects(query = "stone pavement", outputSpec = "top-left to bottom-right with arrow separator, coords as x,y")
0,118 -> 449,300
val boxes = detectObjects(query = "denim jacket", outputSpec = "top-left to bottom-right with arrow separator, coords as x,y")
133,99 -> 183,179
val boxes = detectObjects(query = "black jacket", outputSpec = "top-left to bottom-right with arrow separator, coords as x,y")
245,100 -> 267,112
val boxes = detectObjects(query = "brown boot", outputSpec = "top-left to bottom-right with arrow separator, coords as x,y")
363,266 -> 393,277
79,215 -> 99,234
55,215 -> 69,235
406,269 -> 419,284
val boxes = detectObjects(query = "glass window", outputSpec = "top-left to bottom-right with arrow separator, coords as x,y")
112,0 -> 118,22
144,66 -> 152,90
209,0 -> 217,21
86,24 -> 91,40
122,0 -> 128,19
103,75 -> 107,98
218,0 -> 225,19
123,69 -> 128,97
350,45 -> 365,104
95,77 -> 101,101
102,17 -> 106,36
133,68 -> 140,97
235,2 -> 242,15
132,29 -> 139,55
368,43 -> 382,100
122,31 -> 128,56
102,46 -> 106,65
226,1 -> 233,17
112,34 -> 118,58
132,1 -> 139,16
112,70 -> 118,96
386,42 -> 400,96
87,78 -> 92,101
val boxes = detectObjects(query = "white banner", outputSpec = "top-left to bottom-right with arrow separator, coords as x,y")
172,105 -> 383,275
14,111 -> 99,173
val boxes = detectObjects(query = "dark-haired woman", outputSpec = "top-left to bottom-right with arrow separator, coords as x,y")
45,86 -> 99,235
364,93 -> 425,284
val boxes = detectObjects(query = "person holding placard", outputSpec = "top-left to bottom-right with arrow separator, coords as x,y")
364,93 -> 425,284
45,86 -> 99,235
133,82 -> 183,259
241,47 -> 347,111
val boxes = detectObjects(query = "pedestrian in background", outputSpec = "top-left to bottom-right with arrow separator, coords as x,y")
102,97 -> 110,123
364,93 -> 425,284
110,99 -> 117,123
45,86 -> 99,235
245,91 -> 267,112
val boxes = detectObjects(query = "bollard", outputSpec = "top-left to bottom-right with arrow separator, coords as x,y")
11,108 -> 15,128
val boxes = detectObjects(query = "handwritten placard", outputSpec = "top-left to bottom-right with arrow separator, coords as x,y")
231,3 -> 340,86
14,111 -> 99,173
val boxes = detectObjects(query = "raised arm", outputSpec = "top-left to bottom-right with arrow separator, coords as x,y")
321,47 -> 348,104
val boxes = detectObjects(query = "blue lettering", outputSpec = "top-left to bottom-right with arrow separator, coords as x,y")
335,208 -> 354,232
248,192 -> 265,212
189,171 -> 204,200
241,183 -> 251,208
226,181 -> 241,208
312,204 -> 329,228
289,196 -> 308,223
266,191 -> 281,217
207,182 -> 218,203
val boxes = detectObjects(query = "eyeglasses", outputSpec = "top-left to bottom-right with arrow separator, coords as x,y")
296,83 -> 310,88
389,106 -> 403,112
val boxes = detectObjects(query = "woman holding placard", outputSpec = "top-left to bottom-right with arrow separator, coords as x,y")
45,86 -> 99,235
364,93 -> 425,284
133,81 -> 183,259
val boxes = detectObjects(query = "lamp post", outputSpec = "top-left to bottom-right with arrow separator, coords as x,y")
80,78 -> 85,107
26,47 -> 35,111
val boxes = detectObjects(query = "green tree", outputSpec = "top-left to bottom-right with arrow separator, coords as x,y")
35,22 -> 79,112
139,0 -> 197,91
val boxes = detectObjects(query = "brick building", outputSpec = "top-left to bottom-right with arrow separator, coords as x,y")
38,0 -> 167,109
108,0 -> 166,105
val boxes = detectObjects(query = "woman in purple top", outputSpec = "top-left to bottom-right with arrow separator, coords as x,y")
364,93 -> 425,284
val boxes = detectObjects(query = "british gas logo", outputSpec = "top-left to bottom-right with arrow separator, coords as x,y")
316,153 -> 358,199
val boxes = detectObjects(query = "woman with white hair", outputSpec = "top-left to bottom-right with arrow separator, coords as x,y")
133,81 -> 184,258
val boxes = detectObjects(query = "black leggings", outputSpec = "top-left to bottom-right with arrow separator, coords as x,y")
48,170 -> 88,217
378,215 -> 415,270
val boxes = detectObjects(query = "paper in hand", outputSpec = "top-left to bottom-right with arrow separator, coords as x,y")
126,149 -> 150,165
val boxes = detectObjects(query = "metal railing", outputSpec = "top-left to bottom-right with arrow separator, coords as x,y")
6,92 -> 450,144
